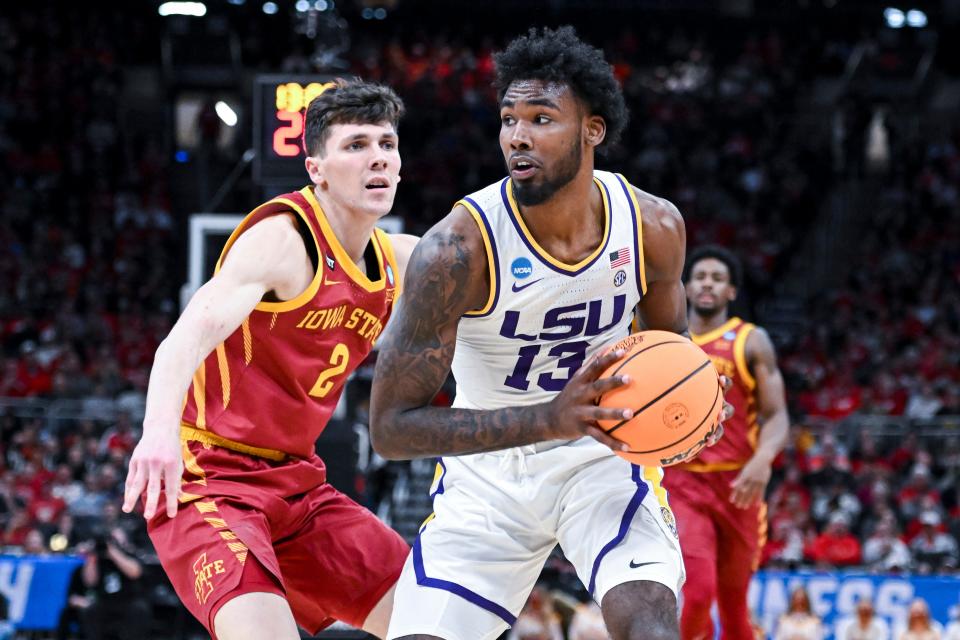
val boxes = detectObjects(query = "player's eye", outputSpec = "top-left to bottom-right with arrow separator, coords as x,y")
501,115 -> 515,126
349,141 -> 364,150
381,141 -> 396,150
535,115 -> 551,124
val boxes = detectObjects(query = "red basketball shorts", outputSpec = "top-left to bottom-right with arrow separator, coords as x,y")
147,440 -> 409,637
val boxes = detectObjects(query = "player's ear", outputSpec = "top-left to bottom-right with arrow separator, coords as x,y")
584,114 -> 605,148
305,154 -> 326,188
727,285 -> 738,302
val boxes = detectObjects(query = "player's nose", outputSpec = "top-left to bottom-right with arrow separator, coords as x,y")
369,149 -> 389,170
510,122 -> 533,149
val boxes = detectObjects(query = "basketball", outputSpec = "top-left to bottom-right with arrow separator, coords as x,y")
597,331 -> 723,467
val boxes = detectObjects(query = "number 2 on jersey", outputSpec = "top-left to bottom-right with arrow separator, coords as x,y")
309,343 -> 350,398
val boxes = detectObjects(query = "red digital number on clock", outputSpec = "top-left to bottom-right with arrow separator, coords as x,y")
272,110 -> 304,157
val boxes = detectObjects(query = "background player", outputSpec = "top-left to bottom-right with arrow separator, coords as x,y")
370,27 -> 729,640
121,80 -> 416,640
664,245 -> 790,640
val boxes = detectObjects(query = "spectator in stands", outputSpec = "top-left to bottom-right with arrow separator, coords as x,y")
568,600 -> 610,640
812,479 -> 862,526
944,613 -> 960,640
906,384 -> 943,419
806,511 -> 862,568
508,585 -> 563,640
64,526 -> 150,640
21,527 -> 47,555
897,598 -> 942,640
836,599 -> 890,640
909,511 -> 959,574
898,464 -> 941,522
863,517 -> 912,572
775,586 -> 824,640
2,510 -> 31,548
763,518 -> 807,569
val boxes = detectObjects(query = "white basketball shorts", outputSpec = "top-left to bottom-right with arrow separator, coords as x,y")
387,437 -> 685,640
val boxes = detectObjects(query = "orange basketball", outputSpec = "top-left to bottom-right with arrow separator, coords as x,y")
597,330 -> 723,467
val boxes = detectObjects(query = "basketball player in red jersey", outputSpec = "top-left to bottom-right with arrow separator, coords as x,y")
120,80 -> 417,640
664,245 -> 789,640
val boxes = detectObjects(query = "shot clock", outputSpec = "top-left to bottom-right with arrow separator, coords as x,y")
252,74 -> 336,185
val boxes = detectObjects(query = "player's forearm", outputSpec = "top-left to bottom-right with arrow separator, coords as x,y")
370,404 -> 556,460
107,545 -> 143,579
752,409 -> 789,465
142,331 -> 208,434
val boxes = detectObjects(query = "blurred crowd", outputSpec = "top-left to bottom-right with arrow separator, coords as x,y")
0,4 -> 958,638
784,134 -> 960,422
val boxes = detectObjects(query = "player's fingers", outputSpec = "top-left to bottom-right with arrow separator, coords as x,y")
143,464 -> 162,520
587,406 -> 634,423
581,349 -> 626,381
163,462 -> 181,519
590,374 -> 631,397
586,425 -> 628,452
122,461 -> 144,513
720,375 -> 733,393
707,422 -> 724,447
721,401 -> 735,423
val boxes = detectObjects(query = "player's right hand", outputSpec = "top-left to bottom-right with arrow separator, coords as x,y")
542,348 -> 633,452
122,427 -> 183,520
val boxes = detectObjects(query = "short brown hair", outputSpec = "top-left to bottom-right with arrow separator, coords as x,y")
303,78 -> 405,156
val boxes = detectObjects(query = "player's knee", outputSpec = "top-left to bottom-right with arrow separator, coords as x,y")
603,582 -> 679,640
622,619 -> 678,640
681,579 -> 715,611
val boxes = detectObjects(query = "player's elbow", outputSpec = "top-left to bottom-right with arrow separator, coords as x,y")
368,406 -> 407,461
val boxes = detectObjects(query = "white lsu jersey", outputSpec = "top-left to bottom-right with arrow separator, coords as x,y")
387,171 -> 686,640
451,170 -> 647,412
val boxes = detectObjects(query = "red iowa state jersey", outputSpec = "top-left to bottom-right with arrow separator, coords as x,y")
677,317 -> 758,472
180,186 -> 400,459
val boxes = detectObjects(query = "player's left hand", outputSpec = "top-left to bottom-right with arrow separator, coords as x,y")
729,454 -> 771,509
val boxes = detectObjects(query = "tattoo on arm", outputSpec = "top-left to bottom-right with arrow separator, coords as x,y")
370,223 -> 552,459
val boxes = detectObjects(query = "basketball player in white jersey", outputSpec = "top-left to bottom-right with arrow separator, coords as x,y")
371,27 -> 728,640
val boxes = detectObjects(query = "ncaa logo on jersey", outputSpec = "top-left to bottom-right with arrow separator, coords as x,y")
723,331 -> 736,341
614,269 -> 626,287
511,257 -> 533,279
386,264 -> 395,286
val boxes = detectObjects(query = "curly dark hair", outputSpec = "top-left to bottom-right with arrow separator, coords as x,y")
494,26 -> 629,149
303,78 -> 405,156
684,244 -> 743,289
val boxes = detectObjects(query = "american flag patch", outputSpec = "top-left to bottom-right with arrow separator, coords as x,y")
609,247 -> 631,268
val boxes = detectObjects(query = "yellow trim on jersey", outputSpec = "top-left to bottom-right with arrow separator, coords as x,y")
301,187 -> 388,293
459,199 -> 496,316
616,174 -> 647,296
642,467 -> 670,510
241,318 -> 253,365
429,462 -> 445,494
180,424 -> 289,461
420,512 -> 436,531
504,177 -> 610,272
214,196 -> 326,314
192,362 -> 207,429
215,343 -> 231,409
733,322 -> 757,390
690,317 -> 741,347
754,501 -> 768,571
180,441 -> 207,486
676,460 -> 747,473
374,227 -> 401,301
